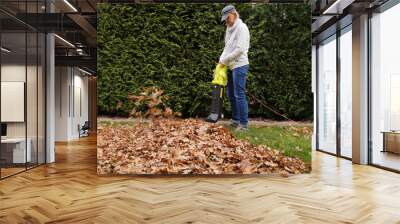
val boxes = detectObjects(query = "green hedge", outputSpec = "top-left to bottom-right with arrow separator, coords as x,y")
97,3 -> 312,120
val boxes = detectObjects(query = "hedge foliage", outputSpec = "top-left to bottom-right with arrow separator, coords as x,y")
98,3 -> 312,120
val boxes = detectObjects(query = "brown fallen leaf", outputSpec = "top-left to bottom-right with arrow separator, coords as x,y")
97,118 -> 308,176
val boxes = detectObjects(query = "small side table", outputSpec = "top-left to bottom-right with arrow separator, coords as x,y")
381,131 -> 400,154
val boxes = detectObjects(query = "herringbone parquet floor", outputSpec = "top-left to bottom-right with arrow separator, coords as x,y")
1,135 -> 400,224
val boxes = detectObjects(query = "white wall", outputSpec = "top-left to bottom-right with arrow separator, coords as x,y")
72,73 -> 89,138
55,66 -> 70,141
1,64 -> 25,81
1,63 -> 46,164
55,66 -> 89,141
0,65 -> 41,138
1,64 -> 26,138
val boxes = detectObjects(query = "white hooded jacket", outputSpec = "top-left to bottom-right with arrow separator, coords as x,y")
219,18 -> 250,70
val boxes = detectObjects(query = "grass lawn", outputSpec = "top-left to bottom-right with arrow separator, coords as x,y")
98,120 -> 136,127
230,125 -> 312,164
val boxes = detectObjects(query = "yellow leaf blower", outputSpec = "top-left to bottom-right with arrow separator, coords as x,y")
205,64 -> 228,123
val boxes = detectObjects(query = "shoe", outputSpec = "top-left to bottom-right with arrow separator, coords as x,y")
230,120 -> 239,128
235,124 -> 248,132
205,113 -> 219,123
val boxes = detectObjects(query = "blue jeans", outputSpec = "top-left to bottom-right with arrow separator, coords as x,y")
227,65 -> 249,127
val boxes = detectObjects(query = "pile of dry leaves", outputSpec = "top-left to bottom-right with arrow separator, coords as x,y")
97,119 -> 307,176
118,87 -> 181,118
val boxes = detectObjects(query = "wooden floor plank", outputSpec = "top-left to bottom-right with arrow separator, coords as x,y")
0,135 -> 399,223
